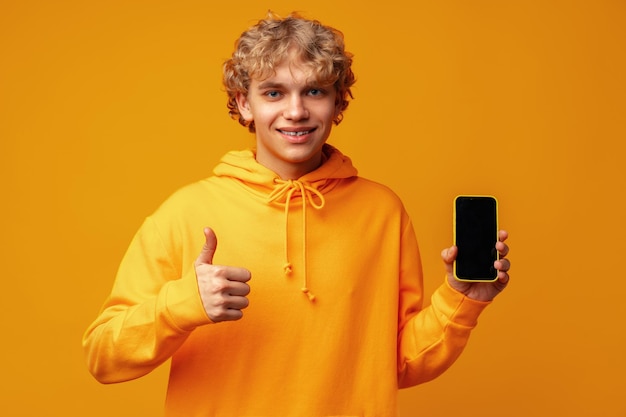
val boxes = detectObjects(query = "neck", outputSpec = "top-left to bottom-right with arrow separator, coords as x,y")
255,152 -> 323,180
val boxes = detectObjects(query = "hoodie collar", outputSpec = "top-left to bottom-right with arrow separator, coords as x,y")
213,144 -> 358,191
213,144 -> 358,301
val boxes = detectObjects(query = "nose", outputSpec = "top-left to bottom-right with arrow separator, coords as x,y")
284,94 -> 309,121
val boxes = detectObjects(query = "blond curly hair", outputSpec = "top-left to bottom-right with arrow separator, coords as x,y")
222,12 -> 356,132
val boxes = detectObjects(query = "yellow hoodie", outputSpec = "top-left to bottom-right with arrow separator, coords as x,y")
83,145 -> 490,416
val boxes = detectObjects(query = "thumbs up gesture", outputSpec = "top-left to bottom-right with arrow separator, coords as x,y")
194,228 -> 251,322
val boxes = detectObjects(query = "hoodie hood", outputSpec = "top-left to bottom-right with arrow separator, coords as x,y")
213,144 -> 358,191
213,144 -> 358,301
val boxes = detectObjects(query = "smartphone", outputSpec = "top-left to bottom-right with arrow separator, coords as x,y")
453,195 -> 499,282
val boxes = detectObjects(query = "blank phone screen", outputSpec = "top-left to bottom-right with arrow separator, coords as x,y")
454,196 -> 498,281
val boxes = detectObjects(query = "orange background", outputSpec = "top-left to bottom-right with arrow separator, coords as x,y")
1,0 -> 625,416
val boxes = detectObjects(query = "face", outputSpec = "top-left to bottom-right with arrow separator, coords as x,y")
236,55 -> 338,179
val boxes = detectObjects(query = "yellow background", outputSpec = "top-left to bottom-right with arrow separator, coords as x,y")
2,0 -> 625,416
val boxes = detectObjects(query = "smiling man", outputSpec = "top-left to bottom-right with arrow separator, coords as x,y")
235,55 -> 337,179
83,12 -> 511,417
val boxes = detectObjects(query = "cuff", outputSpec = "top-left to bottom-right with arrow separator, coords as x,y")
163,267 -> 213,331
432,278 -> 491,328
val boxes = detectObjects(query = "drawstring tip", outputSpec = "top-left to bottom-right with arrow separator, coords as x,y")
301,287 -> 316,302
283,263 -> 293,275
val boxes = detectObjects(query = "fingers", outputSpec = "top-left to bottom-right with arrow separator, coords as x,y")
208,264 -> 252,283
495,229 -> 510,273
206,290 -> 250,322
496,240 -> 509,258
495,254 -> 510,285
207,301 -> 247,322
495,267 -> 510,286
495,258 -> 510,272
496,230 -> 509,258
198,268 -> 251,323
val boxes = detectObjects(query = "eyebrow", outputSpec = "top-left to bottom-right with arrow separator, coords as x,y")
256,80 -> 326,90
256,81 -> 284,90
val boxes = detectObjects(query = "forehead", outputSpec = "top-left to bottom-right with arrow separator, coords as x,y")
249,47 -> 330,86
252,59 -> 323,88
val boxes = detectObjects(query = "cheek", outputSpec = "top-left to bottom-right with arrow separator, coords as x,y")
325,94 -> 339,120
310,97 -> 337,120
254,109 -> 276,128
247,103 -> 274,125
323,103 -> 338,122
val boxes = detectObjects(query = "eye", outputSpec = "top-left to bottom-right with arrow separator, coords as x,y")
308,88 -> 324,97
264,90 -> 281,99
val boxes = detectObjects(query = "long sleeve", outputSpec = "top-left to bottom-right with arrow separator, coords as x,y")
396,216 -> 490,388
82,216 -> 212,384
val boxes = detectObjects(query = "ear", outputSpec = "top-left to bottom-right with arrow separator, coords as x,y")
333,100 -> 343,125
235,92 -> 253,121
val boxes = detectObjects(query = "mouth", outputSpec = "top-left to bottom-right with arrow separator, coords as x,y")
278,128 -> 316,137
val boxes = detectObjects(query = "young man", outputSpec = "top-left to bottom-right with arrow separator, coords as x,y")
83,12 -> 510,416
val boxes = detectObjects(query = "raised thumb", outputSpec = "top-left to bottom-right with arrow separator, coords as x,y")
196,227 -> 218,265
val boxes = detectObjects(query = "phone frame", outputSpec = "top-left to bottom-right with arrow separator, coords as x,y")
453,195 -> 499,282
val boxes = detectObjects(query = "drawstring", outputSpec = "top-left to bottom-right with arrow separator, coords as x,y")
268,179 -> 325,301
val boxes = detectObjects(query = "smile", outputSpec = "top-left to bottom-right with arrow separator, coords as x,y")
278,129 -> 315,136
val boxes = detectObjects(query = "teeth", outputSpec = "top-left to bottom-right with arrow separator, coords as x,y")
281,130 -> 310,136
